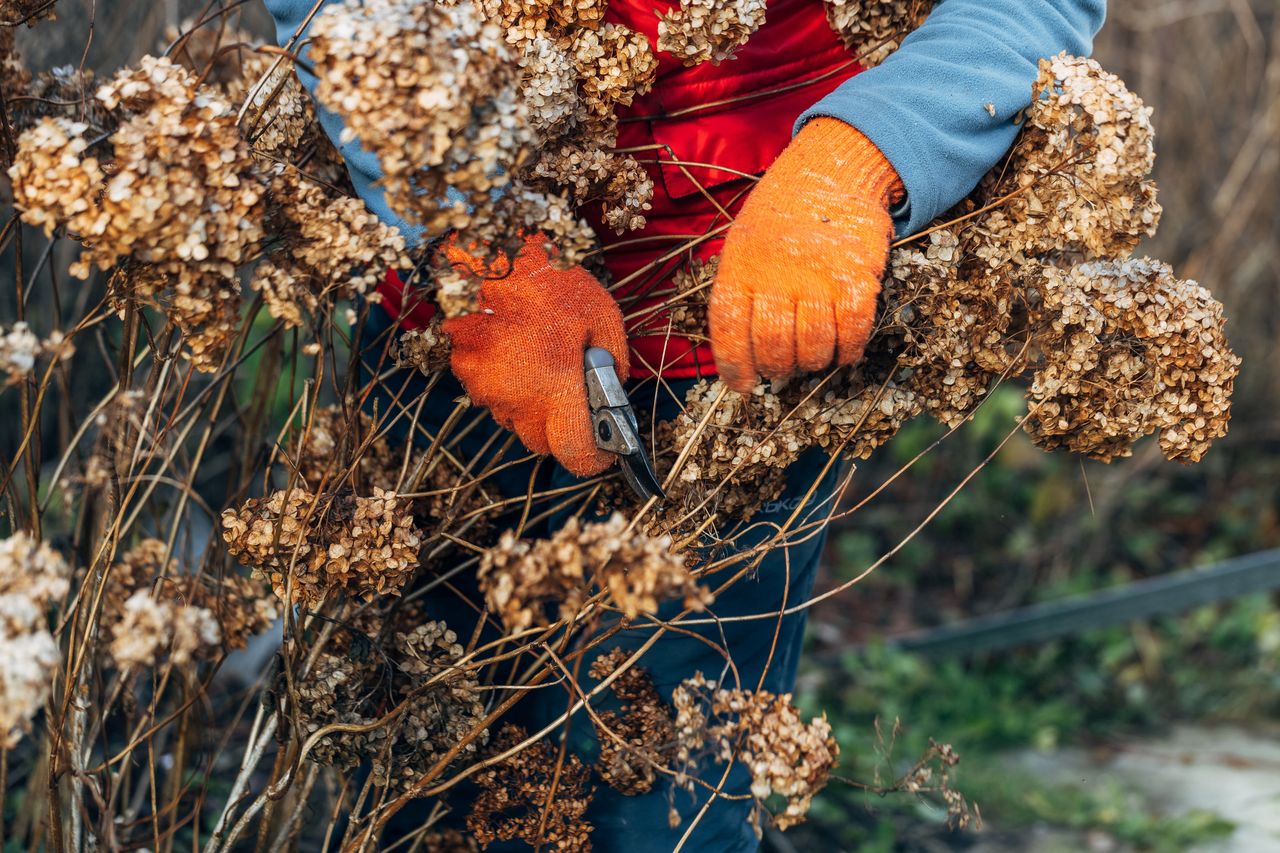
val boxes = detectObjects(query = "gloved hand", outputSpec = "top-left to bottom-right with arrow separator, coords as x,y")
710,118 -> 904,392
442,234 -> 630,478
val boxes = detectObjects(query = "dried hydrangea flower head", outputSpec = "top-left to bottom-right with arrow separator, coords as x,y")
109,589 -> 221,671
1024,259 -> 1239,462
485,0 -> 658,235
165,22 -> 320,162
286,608 -> 486,790
468,724 -> 594,850
479,513 -> 707,632
972,54 -> 1161,265
672,676 -> 838,832
516,34 -> 580,138
0,322 -> 70,385
0,533 -> 70,748
221,487 -> 423,606
8,56 -> 265,370
588,648 -> 677,795
657,0 -> 767,66
307,0 -> 526,238
393,318 -> 453,375
529,142 -> 654,234
823,0 -> 934,66
255,170 -> 408,328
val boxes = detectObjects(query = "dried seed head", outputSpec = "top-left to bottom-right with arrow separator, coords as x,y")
672,677 -> 838,832
824,0 -> 934,66
221,487 -> 423,606
286,607 -> 486,790
0,533 -> 71,748
657,0 -> 768,66
479,513 -> 708,632
468,724 -> 594,850
588,648 -> 677,795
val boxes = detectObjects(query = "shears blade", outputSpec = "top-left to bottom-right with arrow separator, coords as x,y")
584,346 -> 667,503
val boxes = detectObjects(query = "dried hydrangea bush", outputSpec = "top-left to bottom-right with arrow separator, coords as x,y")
0,4 -> 1242,851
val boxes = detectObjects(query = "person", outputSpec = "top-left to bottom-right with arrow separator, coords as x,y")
263,0 -> 1107,848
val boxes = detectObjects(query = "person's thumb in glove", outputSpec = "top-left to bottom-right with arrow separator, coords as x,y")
711,118 -> 904,392
442,234 -> 631,478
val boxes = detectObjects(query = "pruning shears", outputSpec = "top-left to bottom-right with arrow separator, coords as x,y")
584,347 -> 667,503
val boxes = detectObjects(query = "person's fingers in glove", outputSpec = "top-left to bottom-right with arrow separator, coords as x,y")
710,118 -> 904,393
441,234 -> 629,478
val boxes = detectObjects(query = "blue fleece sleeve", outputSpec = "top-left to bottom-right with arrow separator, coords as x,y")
263,0 -> 426,243
798,0 -> 1106,237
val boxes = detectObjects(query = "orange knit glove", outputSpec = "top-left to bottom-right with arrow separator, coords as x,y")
711,118 -> 904,392
441,234 -> 630,478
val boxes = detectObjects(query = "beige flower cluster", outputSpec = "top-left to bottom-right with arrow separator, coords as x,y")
221,487 -> 423,606
823,0 -> 934,66
672,675 -> 838,832
478,513 -> 707,632
288,609 -> 487,790
482,0 -> 658,235
0,322 -> 70,384
255,171 -> 408,328
972,53 -> 1161,264
0,533 -> 70,748
588,648 -> 676,795
657,0 -> 767,66
529,141 -> 654,234
100,538 -> 278,654
108,589 -> 220,671
9,56 -> 265,370
307,0 -> 529,254
1024,259 -> 1238,462
468,723 -> 594,851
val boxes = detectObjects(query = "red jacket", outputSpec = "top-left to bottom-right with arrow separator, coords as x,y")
377,0 -> 863,380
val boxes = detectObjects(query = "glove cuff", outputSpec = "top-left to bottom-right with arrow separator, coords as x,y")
794,117 -> 904,209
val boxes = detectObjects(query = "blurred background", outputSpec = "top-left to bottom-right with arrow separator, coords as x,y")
8,0 -> 1279,850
